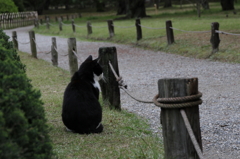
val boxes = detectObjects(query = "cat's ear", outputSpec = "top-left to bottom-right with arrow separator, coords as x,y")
85,55 -> 93,62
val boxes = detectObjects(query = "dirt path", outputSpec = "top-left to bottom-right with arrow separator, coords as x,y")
4,26 -> 240,159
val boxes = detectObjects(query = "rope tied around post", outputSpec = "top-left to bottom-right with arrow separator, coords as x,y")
153,92 -> 202,108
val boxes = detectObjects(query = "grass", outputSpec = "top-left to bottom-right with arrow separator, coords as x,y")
18,51 -> 164,159
34,2 -> 240,63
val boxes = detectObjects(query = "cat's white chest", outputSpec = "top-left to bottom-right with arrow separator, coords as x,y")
92,73 -> 102,92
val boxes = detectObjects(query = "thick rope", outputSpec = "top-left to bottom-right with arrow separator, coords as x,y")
153,94 -> 202,108
180,109 -> 204,159
108,61 -> 204,158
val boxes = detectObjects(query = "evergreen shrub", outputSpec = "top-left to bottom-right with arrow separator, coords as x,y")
0,29 -> 53,159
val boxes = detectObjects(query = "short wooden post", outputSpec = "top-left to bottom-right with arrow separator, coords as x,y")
40,19 -> 43,25
166,20 -> 175,45
98,47 -> 121,110
78,13 -> 82,18
59,19 -> 62,31
34,19 -> 37,27
55,17 -> 58,22
46,18 -> 50,29
158,78 -> 202,159
29,31 -> 37,58
135,19 -> 142,41
51,37 -> 58,66
107,20 -> 114,38
36,19 -> 39,29
67,15 -> 69,21
210,22 -> 220,53
72,19 -> 75,33
12,31 -> 18,50
68,38 -> 78,76
87,21 -> 92,35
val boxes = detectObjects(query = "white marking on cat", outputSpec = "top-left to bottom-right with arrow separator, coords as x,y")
93,73 -> 103,92
66,127 -> 73,132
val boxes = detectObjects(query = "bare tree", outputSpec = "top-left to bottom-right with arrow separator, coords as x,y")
221,0 -> 235,10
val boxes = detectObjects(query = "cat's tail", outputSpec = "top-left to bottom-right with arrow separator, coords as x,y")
94,122 -> 103,133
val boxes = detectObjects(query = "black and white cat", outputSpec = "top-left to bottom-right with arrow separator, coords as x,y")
62,55 -> 104,134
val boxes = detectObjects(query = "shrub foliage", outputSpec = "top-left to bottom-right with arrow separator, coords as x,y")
0,0 -> 18,13
0,29 -> 53,158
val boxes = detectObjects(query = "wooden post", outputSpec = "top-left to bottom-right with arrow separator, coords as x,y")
36,19 -> 39,29
98,47 -> 121,110
29,31 -> 37,58
210,22 -> 220,53
51,37 -> 58,66
107,20 -> 114,38
68,38 -> 78,76
87,21 -> 92,35
46,18 -> 50,29
72,19 -> 75,33
12,31 -> 18,50
67,15 -> 69,21
135,19 -> 142,41
59,19 -> 62,31
40,19 -> 43,25
78,13 -> 82,18
158,78 -> 202,159
166,20 -> 175,45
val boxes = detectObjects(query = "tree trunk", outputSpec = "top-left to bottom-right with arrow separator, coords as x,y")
164,0 -> 172,8
125,0 -> 147,18
202,0 -> 210,10
94,0 -> 105,12
221,0 -> 234,10
117,0 -> 127,15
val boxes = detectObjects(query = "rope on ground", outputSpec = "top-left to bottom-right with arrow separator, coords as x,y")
108,61 -> 204,159
215,30 -> 240,36
170,27 -> 211,33
15,37 -> 30,44
74,24 -> 85,28
138,24 -> 165,30
32,38 -> 51,54
108,61 -> 153,103
112,24 -> 135,28
90,24 -> 106,28
61,22 -> 71,26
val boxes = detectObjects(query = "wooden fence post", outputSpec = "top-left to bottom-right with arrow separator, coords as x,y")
46,18 -> 50,29
98,47 -> 121,110
29,31 -> 37,58
107,20 -> 114,38
135,18 -> 142,41
72,19 -> 75,33
210,22 -> 220,53
59,19 -> 62,31
51,37 -> 58,66
158,78 -> 202,159
68,38 -> 78,76
87,21 -> 92,35
166,20 -> 175,45
12,31 -> 18,50
67,15 -> 69,21
40,19 -> 43,25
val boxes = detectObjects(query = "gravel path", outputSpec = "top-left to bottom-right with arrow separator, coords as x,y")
4,26 -> 240,159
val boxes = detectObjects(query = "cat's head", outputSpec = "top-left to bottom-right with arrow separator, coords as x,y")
77,55 -> 103,82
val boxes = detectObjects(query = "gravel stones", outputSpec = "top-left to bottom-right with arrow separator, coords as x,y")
4,26 -> 240,159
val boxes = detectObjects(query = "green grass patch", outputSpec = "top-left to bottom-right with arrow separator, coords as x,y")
34,2 -> 240,63
18,52 -> 164,159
